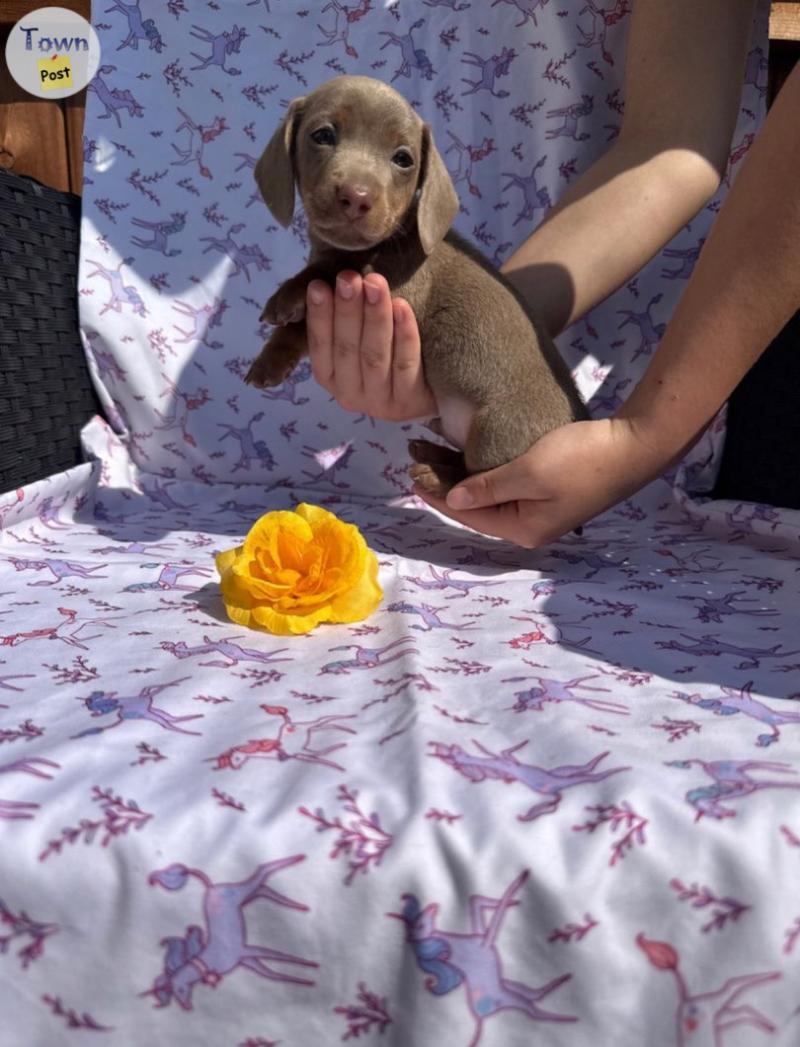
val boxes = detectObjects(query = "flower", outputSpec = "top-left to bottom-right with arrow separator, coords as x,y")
215,503 -> 382,636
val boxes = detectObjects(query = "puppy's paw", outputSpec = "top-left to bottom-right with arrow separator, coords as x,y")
408,439 -> 468,498
245,351 -> 296,389
407,438 -> 450,465
261,280 -> 308,327
409,463 -> 454,499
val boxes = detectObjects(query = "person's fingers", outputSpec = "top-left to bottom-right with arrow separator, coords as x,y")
445,458 -> 541,512
359,274 -> 394,409
391,298 -> 435,416
332,271 -> 365,408
413,487 -> 545,548
306,280 -> 335,389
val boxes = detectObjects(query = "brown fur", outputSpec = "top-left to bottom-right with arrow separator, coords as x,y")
246,75 -> 587,495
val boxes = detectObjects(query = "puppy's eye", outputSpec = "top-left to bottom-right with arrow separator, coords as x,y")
392,149 -> 414,169
310,127 -> 336,147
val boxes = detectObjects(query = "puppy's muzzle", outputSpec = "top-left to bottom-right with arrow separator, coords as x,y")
337,183 -> 373,220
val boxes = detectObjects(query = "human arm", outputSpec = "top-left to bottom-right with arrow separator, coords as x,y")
501,0 -> 757,335
420,60 -> 800,546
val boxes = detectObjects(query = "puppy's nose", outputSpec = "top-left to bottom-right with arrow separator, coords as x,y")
337,184 -> 373,220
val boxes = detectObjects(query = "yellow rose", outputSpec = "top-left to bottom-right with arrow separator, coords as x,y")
215,503 -> 383,636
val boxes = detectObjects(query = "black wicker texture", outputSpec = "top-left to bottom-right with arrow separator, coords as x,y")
0,167 -> 103,495
713,309 -> 800,510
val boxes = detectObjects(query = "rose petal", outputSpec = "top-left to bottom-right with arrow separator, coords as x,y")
224,601 -> 253,629
235,556 -> 296,602
214,545 -> 243,575
276,528 -> 311,572
251,600 -> 333,636
218,563 -> 260,628
296,502 -> 335,528
329,548 -> 383,622
245,510 -> 312,566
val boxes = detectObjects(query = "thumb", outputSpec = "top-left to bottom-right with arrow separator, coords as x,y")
446,459 -> 535,511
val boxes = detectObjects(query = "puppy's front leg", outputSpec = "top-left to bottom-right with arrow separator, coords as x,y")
261,265 -> 332,327
245,321 -> 307,388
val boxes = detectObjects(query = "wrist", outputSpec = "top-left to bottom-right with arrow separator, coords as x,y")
615,373 -> 712,471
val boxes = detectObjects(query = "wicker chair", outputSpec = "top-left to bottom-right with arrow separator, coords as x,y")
0,166 -> 103,493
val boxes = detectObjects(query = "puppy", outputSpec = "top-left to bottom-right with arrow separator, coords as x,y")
246,75 -> 587,495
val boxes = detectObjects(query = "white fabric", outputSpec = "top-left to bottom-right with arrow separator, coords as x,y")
5,2 -> 800,1045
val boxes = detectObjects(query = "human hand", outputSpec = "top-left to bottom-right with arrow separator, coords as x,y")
305,271 -> 437,421
412,416 -> 673,548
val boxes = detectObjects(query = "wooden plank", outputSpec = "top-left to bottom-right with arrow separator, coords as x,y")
0,26 -> 70,191
770,2 -> 800,41
1,0 -> 90,22
64,90 -> 87,195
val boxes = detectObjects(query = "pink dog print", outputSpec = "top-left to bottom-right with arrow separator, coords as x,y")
637,933 -> 778,1045
208,704 -> 356,771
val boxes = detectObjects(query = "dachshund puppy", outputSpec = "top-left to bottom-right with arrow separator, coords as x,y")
246,75 -> 587,495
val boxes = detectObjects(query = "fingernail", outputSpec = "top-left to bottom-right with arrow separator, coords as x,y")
337,276 -> 354,300
308,282 -> 325,306
447,487 -> 473,510
364,281 -> 380,305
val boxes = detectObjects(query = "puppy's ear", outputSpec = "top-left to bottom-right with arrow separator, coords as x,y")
254,97 -> 306,227
416,124 -> 460,255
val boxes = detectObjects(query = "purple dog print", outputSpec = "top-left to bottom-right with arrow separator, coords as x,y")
389,870 -> 575,1045
142,857 -> 317,1010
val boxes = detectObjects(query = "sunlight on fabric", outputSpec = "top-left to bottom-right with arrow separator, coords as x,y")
304,440 -> 354,471
91,136 -> 116,174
